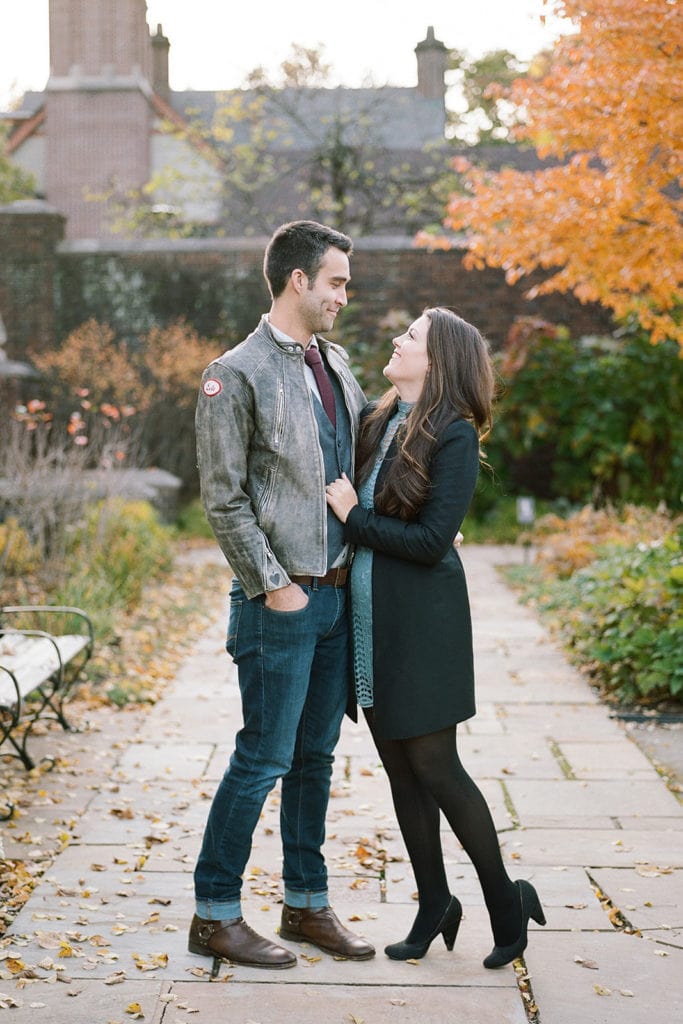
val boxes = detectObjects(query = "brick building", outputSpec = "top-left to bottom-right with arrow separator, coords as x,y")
3,0 -> 452,240
0,0 -> 615,365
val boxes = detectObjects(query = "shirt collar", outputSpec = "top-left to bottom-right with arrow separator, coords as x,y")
266,315 -> 315,350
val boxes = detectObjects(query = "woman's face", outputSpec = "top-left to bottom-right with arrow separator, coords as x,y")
384,313 -> 431,400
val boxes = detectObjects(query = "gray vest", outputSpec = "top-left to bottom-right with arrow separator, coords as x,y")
312,359 -> 353,568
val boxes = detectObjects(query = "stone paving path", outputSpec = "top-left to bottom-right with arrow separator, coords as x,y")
1,544 -> 681,1023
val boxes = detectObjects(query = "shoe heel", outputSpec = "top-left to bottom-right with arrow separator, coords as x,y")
442,920 -> 460,951
188,940 -> 211,957
523,882 -> 546,927
441,898 -> 463,951
385,896 -> 462,961
483,881 -> 544,970
530,897 -> 546,927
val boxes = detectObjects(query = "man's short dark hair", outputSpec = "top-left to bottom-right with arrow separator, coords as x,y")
264,220 -> 353,299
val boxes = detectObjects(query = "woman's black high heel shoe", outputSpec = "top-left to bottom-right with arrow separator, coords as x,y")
385,895 -> 463,961
483,879 -> 546,969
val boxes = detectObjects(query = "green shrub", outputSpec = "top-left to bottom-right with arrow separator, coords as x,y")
53,566 -> 128,641
0,518 -> 41,576
489,320 -> 683,509
511,514 -> 683,704
531,503 -> 677,579
176,497 -> 214,539
54,499 -> 175,639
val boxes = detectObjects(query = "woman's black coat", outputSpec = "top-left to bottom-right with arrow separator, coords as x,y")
344,417 -> 480,741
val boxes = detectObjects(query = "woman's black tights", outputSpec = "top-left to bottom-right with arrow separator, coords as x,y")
367,715 -> 521,947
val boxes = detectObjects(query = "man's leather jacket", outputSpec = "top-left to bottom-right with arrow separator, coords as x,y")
196,315 -> 366,598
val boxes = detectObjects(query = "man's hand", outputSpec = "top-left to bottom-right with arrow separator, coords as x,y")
264,582 -> 308,611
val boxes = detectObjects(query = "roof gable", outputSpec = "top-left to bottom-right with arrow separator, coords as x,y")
170,86 -> 446,151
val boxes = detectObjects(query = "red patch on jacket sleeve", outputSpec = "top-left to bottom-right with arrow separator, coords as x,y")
202,378 -> 222,397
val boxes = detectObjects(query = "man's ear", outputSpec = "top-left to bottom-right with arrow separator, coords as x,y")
290,268 -> 307,294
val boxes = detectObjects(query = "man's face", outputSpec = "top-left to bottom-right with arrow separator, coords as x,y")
299,247 -> 350,335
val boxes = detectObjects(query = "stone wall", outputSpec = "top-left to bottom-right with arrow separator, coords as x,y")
0,201 -> 65,360
350,241 -> 613,346
0,204 -> 614,364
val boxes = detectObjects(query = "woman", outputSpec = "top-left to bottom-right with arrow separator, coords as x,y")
325,307 -> 545,967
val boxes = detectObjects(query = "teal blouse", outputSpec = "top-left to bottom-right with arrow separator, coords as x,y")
350,400 -> 414,707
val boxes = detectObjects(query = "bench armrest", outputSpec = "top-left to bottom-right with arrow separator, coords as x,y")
0,606 -> 94,647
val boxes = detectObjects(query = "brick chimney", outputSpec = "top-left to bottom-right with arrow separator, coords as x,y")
415,26 -> 448,100
45,0 -> 153,238
49,0 -> 152,79
151,23 -> 170,99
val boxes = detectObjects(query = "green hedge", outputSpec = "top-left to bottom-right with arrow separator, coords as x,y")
488,323 -> 683,509
510,523 -> 683,704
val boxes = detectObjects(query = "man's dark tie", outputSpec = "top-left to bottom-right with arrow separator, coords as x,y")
304,345 -> 337,428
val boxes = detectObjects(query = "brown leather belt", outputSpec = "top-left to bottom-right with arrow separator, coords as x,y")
290,567 -> 348,588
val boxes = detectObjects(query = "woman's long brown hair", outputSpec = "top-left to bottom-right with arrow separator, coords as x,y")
355,308 -> 494,521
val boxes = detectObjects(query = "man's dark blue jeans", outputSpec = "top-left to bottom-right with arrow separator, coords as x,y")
194,579 -> 349,921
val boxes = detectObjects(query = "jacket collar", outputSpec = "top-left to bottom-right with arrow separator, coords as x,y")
257,314 -> 349,364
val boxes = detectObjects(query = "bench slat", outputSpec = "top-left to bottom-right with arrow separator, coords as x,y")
0,634 -> 90,705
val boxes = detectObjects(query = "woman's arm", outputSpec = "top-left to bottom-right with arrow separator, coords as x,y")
342,420 -> 479,566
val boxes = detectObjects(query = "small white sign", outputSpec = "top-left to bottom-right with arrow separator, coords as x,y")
516,497 -> 536,524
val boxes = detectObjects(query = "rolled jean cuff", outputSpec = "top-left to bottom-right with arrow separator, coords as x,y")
195,898 -> 241,921
284,888 -> 328,909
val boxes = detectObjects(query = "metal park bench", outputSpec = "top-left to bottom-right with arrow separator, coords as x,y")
0,605 -> 94,814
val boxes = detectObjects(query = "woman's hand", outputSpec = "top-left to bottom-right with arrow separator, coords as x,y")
325,472 -> 358,523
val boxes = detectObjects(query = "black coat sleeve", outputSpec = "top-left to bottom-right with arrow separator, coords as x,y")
344,419 -> 480,565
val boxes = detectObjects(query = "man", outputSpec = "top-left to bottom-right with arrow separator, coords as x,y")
189,220 -> 372,969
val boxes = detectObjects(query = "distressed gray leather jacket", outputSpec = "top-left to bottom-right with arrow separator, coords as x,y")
196,315 -> 366,599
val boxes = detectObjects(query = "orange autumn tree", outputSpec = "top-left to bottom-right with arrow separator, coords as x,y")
423,0 -> 683,345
